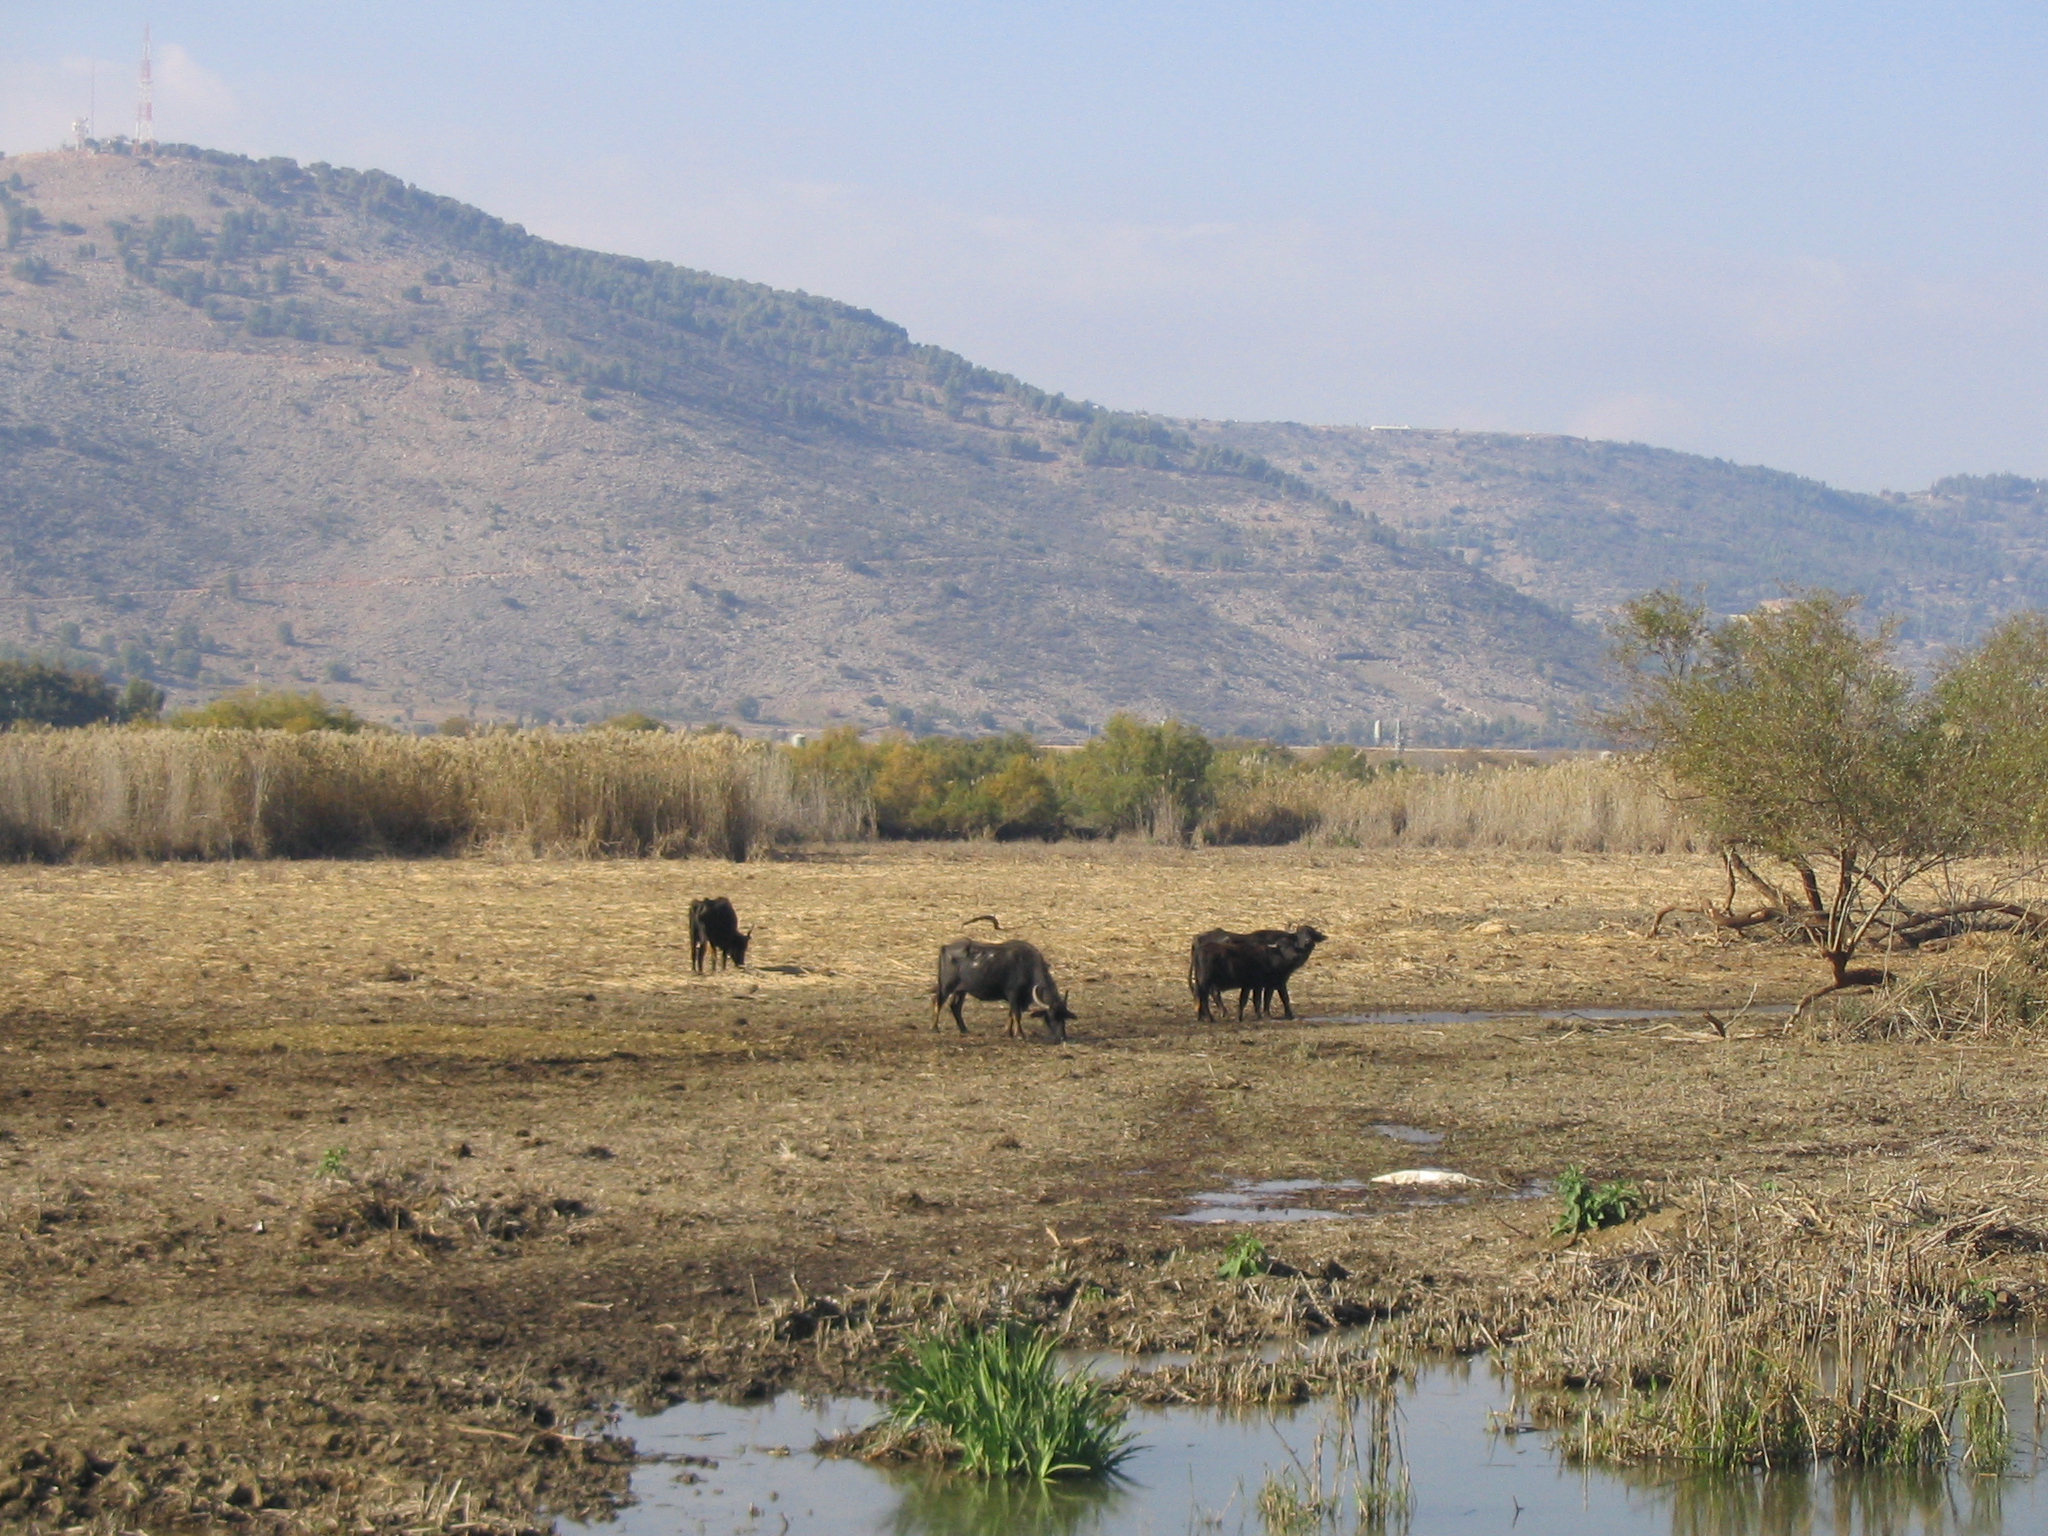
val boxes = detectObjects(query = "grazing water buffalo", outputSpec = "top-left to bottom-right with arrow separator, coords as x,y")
688,896 -> 751,973
933,938 -> 1075,1042
1189,925 -> 1326,1021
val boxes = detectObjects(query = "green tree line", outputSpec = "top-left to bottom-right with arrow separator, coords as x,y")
788,716 -> 1381,842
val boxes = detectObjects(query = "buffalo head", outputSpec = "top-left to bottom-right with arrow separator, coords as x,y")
1028,982 -> 1075,1043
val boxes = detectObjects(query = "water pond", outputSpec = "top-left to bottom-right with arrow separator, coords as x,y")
565,1350 -> 2048,1536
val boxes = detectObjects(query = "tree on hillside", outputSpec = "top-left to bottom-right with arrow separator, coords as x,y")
1607,590 -> 2042,1005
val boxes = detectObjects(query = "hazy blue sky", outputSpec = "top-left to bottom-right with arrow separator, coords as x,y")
5,3 -> 2044,490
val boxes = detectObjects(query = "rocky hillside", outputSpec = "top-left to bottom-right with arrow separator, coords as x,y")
0,145 -> 2034,740
1213,424 -> 2048,654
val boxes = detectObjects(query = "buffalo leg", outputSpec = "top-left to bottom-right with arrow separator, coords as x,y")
950,995 -> 969,1034
1276,984 -> 1294,1020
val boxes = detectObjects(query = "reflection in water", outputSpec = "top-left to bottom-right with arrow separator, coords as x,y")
880,1466 -> 1125,1536
1657,1463 -> 2012,1536
571,1350 -> 2048,1536
1372,1123 -> 1447,1145
1174,1177 -> 1369,1224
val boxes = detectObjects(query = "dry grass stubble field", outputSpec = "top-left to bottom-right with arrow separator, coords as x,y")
4,843 -> 2047,1530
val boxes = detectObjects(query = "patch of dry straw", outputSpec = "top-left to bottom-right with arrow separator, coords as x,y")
1814,941 -> 2048,1042
1508,1177 -> 2048,1468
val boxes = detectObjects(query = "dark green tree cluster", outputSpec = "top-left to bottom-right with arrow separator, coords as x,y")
0,177 -> 46,251
0,661 -> 159,727
110,210 -> 330,333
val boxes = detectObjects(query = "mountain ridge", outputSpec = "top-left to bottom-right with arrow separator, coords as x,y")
0,142 -> 2038,740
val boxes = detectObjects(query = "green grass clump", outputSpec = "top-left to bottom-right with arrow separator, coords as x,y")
1256,1471 -> 1331,1534
882,1324 -> 1135,1480
1552,1165 -> 1642,1236
1218,1232 -> 1271,1278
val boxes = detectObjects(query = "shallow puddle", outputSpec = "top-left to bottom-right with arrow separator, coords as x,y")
1171,1177 -> 1369,1224
565,1352 -> 2048,1535
1372,1123 -> 1446,1145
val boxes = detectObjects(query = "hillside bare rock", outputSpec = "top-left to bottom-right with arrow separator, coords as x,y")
1214,422 -> 2048,655
0,147 -> 1611,739
1,145 -> 2033,737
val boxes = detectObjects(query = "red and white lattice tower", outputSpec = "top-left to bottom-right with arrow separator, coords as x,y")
135,25 -> 156,148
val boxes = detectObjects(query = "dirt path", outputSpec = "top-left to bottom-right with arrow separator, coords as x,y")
3,845 -> 2040,1530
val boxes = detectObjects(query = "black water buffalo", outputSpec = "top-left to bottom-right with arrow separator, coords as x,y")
688,896 -> 751,973
933,938 -> 1075,1042
1188,925 -> 1326,1021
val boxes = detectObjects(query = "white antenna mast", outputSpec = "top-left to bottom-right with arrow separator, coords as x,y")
72,59 -> 97,150
136,25 -> 156,149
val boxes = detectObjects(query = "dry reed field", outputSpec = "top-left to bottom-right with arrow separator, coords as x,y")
0,728 -> 860,861
6,842 -> 2048,1531
1242,755 -> 1703,854
0,729 -> 1692,862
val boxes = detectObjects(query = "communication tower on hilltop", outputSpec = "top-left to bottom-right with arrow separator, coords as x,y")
136,25 -> 156,149
73,59 -> 98,151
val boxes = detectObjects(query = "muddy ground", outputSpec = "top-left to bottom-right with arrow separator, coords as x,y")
3,843 -> 2046,1531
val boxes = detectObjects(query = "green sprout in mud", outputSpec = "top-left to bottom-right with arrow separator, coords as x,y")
1957,1277 -> 2002,1318
882,1324 -> 1135,1480
1218,1232 -> 1272,1279
1552,1166 -> 1642,1236
317,1146 -> 351,1180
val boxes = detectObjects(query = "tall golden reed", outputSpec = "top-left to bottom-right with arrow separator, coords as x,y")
1206,759 -> 1700,854
0,728 -> 862,861
1509,1179 -> 2018,1470
0,733 -> 1689,861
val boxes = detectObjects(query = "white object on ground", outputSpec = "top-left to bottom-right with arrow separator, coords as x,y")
1371,1168 -> 1483,1187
